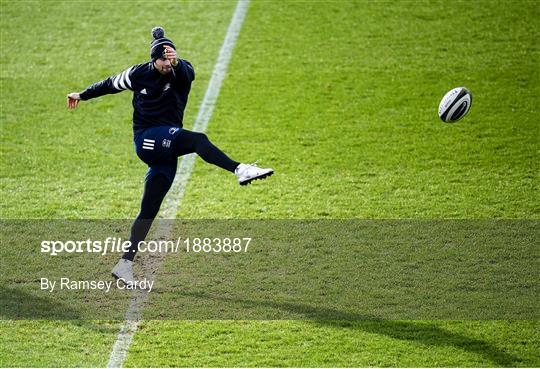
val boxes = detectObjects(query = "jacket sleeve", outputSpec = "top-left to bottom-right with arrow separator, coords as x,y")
80,65 -> 137,100
173,59 -> 195,84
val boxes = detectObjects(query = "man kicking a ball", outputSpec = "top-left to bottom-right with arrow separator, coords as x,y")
67,27 -> 273,286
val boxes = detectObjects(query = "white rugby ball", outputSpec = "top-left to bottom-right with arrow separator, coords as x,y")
438,87 -> 472,123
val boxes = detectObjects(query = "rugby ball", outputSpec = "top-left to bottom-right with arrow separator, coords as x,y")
438,87 -> 472,123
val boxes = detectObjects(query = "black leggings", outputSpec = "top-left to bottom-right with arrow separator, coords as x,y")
122,129 -> 239,261
122,174 -> 171,261
174,129 -> 239,172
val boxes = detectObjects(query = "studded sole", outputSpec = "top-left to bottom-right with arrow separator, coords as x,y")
239,170 -> 274,186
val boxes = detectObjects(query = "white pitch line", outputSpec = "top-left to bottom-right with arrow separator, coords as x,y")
106,1 -> 250,367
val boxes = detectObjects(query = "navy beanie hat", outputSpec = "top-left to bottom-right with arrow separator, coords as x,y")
150,27 -> 176,60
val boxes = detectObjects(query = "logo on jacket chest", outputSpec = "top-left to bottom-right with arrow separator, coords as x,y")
139,83 -> 171,96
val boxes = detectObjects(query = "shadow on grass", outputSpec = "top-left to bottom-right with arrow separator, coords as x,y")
179,290 -> 523,367
0,285 -> 119,334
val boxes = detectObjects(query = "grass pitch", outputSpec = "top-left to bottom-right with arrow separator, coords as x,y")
1,0 -> 539,367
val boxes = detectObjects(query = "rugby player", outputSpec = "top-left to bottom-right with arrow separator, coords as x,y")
67,27 -> 273,285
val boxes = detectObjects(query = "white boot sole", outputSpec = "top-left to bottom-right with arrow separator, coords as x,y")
239,170 -> 274,186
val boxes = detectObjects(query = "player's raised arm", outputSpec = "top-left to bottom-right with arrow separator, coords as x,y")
174,58 -> 195,83
75,66 -> 136,104
164,46 -> 195,83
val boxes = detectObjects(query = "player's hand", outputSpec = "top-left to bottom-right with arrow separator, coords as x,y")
164,46 -> 178,67
67,92 -> 81,109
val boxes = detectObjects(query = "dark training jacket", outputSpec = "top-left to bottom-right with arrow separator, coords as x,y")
80,60 -> 195,134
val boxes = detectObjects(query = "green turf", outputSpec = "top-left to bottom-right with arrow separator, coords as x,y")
0,0 -> 236,218
0,1 -> 236,367
1,0 -> 539,367
176,0 -> 539,219
126,0 -> 539,366
0,320 -> 118,367
125,320 -> 540,367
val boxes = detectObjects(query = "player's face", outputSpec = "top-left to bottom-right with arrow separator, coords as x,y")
154,57 -> 172,75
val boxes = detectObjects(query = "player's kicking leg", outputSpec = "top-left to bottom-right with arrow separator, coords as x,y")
173,129 -> 274,185
112,127 -> 273,286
